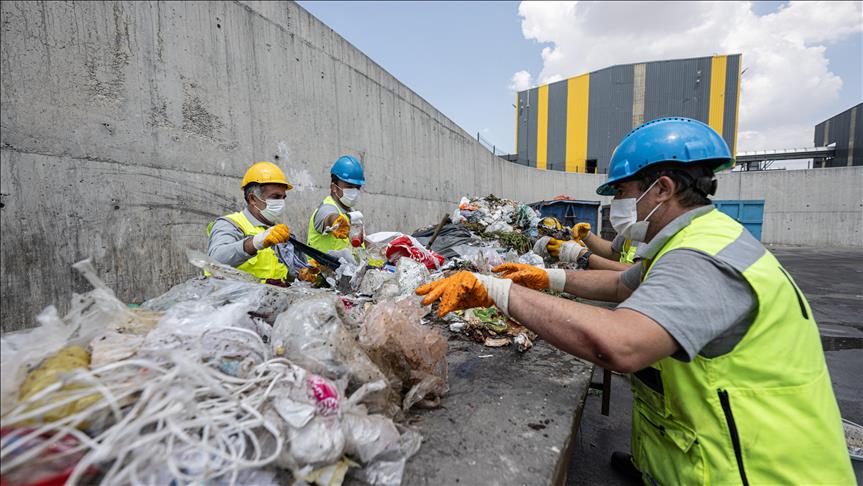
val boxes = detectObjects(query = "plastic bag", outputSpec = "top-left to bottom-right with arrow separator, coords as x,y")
452,244 -> 506,273
349,428 -> 423,486
141,301 -> 268,367
142,276 -> 325,323
359,298 -> 448,411
186,249 -> 260,282
517,251 -> 546,268
270,296 -> 385,386
485,220 -> 514,234
384,235 -> 444,270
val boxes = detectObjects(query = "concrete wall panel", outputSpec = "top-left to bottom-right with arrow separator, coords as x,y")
0,0 -> 607,331
715,167 -> 863,247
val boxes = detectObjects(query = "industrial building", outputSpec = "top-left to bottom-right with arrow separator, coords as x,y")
514,54 -> 742,173
814,102 -> 862,167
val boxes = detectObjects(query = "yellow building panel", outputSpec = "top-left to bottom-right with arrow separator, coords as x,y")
565,74 -> 589,172
536,85 -> 549,170
708,55 -> 727,136
732,54 -> 742,157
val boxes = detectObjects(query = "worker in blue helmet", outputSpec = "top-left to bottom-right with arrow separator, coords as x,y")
307,155 -> 366,253
416,117 -> 853,485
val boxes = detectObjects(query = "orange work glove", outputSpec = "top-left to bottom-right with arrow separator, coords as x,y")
493,263 -> 567,291
253,224 -> 291,250
416,271 -> 512,317
572,222 -> 591,242
329,214 -> 350,240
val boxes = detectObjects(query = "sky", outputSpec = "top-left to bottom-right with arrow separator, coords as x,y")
300,1 -> 862,170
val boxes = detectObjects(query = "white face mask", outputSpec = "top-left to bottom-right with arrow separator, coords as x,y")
338,187 -> 360,208
255,197 -> 285,224
609,179 -> 664,242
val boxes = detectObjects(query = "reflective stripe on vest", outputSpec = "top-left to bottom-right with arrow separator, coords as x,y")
206,212 -> 288,282
619,239 -> 637,264
307,196 -> 351,253
631,209 -> 853,485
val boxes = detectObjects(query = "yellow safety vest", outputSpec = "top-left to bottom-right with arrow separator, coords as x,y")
206,211 -> 288,282
307,196 -> 351,253
631,209 -> 853,485
619,239 -> 637,264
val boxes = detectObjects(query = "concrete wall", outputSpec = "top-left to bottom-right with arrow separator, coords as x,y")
0,1 -> 606,332
714,167 -> 863,248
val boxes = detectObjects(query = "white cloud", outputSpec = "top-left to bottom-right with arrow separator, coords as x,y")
509,70 -> 534,91
514,1 -> 863,152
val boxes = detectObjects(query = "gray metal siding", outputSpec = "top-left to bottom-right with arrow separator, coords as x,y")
517,91 -> 529,164
586,64 -> 634,173
722,54 -> 741,152
854,104 -> 863,166
825,107 -> 852,167
644,57 -> 711,122
546,80 -> 568,171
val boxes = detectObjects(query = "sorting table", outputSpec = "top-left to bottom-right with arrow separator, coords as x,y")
401,335 -> 594,486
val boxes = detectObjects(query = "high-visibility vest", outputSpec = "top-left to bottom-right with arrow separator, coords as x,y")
631,208 -> 853,485
206,211 -> 288,282
619,239 -> 637,264
307,196 -> 351,253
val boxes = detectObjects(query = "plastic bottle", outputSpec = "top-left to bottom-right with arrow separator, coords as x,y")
348,211 -> 364,248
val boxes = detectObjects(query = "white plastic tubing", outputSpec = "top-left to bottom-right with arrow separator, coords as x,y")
0,328 -> 295,486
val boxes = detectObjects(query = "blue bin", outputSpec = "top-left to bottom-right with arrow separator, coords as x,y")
529,200 -> 601,230
714,200 -> 765,241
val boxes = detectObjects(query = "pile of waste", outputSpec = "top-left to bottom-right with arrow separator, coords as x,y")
1,257 -> 446,486
449,195 -> 540,253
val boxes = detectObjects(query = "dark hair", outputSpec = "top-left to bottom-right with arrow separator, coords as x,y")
331,174 -> 341,185
243,183 -> 261,203
637,162 -> 718,208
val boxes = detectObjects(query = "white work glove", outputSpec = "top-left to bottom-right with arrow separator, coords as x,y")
558,241 -> 587,263
533,236 -> 552,258
472,273 -> 514,316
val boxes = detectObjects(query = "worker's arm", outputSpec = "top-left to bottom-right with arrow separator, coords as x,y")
586,253 -> 632,272
507,284 -> 678,373
208,218 -> 256,267
558,268 -> 634,302
581,232 -> 618,260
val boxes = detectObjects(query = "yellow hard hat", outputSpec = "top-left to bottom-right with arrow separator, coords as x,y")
241,161 -> 293,190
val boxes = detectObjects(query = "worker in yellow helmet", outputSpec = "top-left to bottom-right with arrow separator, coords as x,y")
207,161 -> 316,285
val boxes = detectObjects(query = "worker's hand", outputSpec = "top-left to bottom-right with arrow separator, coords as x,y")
572,222 -> 591,242
558,241 -> 587,263
253,224 -> 291,250
416,271 -> 512,317
297,266 -> 320,283
493,263 -> 567,292
547,238 -> 565,257
329,214 -> 350,239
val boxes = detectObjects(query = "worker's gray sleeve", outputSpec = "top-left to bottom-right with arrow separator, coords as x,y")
620,263 -> 643,290
312,204 -> 341,233
207,218 -> 253,268
611,234 -> 626,253
616,249 -> 757,361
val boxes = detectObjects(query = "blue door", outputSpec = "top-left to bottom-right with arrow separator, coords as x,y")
714,200 -> 764,241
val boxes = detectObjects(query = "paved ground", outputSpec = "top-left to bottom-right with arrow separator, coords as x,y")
565,245 -> 863,485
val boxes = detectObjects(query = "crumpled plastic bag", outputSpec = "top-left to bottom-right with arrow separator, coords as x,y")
142,276 -> 324,324
452,244 -> 506,273
270,296 -> 385,386
384,235 -> 444,270
1,259 -> 153,415
359,298 -> 448,411
141,301 -> 268,368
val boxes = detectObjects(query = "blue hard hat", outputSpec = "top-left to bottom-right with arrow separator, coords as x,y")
596,117 -> 734,196
330,155 -> 365,186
